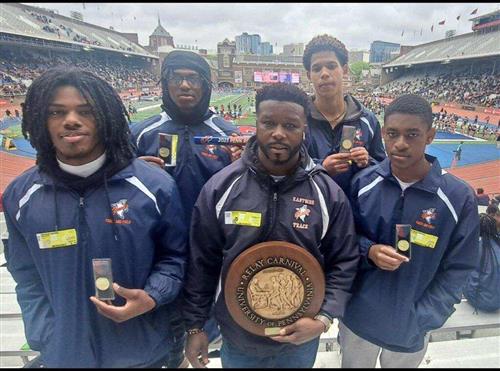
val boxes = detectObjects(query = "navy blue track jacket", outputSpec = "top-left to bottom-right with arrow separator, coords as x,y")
3,159 -> 188,367
131,111 -> 239,223
305,94 -> 386,195
183,136 -> 359,356
343,155 -> 479,352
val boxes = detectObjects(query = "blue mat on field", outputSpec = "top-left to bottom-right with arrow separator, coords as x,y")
434,131 -> 477,140
0,117 -> 21,129
1,139 -> 498,169
0,138 -> 36,158
427,143 -> 499,168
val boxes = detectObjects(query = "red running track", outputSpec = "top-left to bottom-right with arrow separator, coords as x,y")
0,152 -> 497,203
447,160 -> 500,197
0,151 -> 35,194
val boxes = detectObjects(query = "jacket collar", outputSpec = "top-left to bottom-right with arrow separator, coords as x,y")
36,160 -> 137,186
309,94 -> 363,123
376,154 -> 443,193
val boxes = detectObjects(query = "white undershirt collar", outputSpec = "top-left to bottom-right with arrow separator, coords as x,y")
57,152 -> 107,178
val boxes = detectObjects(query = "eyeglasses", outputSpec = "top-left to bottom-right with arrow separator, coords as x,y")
167,74 -> 204,88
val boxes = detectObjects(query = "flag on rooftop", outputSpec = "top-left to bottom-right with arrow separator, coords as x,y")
438,19 -> 445,25
470,8 -> 478,15
456,15 -> 461,21
431,25 -> 434,32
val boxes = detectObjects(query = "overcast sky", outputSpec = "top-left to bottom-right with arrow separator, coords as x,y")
24,3 -> 500,52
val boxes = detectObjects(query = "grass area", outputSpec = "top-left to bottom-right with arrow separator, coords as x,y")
0,125 -> 22,138
130,92 -> 257,127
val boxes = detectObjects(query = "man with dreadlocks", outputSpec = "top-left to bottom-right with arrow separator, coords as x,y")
130,50 -> 240,362
2,68 -> 188,368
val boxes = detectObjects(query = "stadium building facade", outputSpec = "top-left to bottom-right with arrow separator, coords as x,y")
370,41 -> 401,63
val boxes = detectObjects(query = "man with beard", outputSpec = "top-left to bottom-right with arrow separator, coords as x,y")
130,50 -> 240,366
302,35 -> 386,196
2,68 -> 187,367
182,83 -> 359,368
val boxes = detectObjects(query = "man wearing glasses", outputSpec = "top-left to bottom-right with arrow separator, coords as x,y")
131,50 -> 239,368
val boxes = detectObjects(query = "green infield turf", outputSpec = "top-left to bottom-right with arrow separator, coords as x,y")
130,92 -> 257,127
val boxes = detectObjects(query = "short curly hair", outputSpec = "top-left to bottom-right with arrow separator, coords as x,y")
255,83 -> 310,117
384,94 -> 433,129
303,34 -> 348,71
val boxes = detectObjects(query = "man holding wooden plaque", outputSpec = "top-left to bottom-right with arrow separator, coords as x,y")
182,83 -> 359,368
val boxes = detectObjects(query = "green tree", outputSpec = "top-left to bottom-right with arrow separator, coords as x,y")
349,61 -> 371,82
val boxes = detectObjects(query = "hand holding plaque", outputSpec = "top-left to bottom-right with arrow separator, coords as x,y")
224,241 -> 325,337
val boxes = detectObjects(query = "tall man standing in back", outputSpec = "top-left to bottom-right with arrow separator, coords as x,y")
303,35 -> 386,195
130,50 -> 240,363
131,50 -> 240,226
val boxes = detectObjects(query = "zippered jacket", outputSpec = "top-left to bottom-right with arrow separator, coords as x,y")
131,111 -> 239,222
343,155 -> 479,352
183,136 -> 359,356
3,159 -> 188,367
305,94 -> 386,195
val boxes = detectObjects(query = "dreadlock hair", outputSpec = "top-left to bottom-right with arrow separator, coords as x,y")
303,34 -> 348,71
384,94 -> 433,129
255,83 -> 310,117
22,67 -> 134,173
479,213 -> 500,244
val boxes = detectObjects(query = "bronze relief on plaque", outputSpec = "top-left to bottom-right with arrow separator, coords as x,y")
225,241 -> 325,337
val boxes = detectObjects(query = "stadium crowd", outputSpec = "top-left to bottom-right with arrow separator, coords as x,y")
24,8 -> 135,52
377,71 -> 500,108
0,49 -> 157,96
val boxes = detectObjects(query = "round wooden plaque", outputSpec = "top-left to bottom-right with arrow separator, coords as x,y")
224,241 -> 325,337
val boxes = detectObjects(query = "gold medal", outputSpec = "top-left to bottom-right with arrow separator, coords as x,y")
95,277 -> 111,291
397,240 -> 410,251
342,139 -> 353,150
159,147 -> 170,158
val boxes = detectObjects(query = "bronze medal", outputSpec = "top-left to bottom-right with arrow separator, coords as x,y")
342,139 -> 353,150
95,277 -> 110,291
159,147 -> 170,158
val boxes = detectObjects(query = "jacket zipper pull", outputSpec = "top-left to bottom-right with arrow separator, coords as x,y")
79,197 -> 84,207
273,192 -> 277,202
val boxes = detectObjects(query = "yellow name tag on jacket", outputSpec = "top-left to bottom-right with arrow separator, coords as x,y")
224,211 -> 262,227
36,229 -> 78,249
411,230 -> 438,249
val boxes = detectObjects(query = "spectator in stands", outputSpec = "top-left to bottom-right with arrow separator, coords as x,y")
182,84 -> 358,368
130,50 -> 240,367
341,94 -> 479,367
302,34 -> 386,196
2,68 -> 188,367
5,109 -> 11,118
476,188 -> 490,206
463,212 -> 500,312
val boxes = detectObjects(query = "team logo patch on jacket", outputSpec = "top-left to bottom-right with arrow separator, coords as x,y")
201,144 -> 219,160
354,128 -> 365,146
106,199 -> 131,224
293,205 -> 310,230
416,208 -> 436,229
